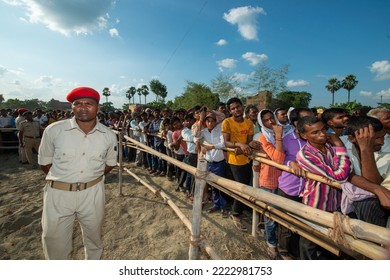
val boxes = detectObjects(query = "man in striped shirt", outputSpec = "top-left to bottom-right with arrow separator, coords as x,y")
296,116 -> 352,259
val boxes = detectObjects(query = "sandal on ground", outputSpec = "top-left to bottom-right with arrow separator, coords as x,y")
221,209 -> 229,219
207,207 -> 219,214
230,215 -> 247,232
266,247 -> 279,260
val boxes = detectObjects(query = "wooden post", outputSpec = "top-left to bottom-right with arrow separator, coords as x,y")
189,158 -> 208,260
118,132 -> 123,196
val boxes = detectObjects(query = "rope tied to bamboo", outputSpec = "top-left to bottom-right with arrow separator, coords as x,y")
328,212 -> 357,248
189,235 -> 204,247
194,170 -> 209,180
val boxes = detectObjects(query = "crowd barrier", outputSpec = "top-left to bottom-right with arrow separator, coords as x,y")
112,128 -> 390,260
0,128 -> 19,150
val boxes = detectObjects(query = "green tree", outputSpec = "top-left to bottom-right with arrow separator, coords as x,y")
149,79 -> 168,102
331,100 -> 372,114
0,98 -> 47,110
210,73 -> 239,102
325,78 -> 341,106
126,86 -> 136,104
245,63 -> 289,98
276,91 -> 312,109
102,87 -> 111,104
101,102 -> 115,113
0,94 -> 4,104
341,74 -> 358,103
173,81 -> 219,109
136,87 -> 142,104
140,85 -> 149,104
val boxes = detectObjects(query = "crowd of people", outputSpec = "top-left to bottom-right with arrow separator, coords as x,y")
111,100 -> 390,260
1,96 -> 390,260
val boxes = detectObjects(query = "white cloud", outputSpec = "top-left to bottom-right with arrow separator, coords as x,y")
5,0 -> 115,36
0,66 -> 9,76
12,80 -> 21,85
242,52 -> 267,66
217,58 -> 237,70
370,60 -> 390,80
376,88 -> 390,99
287,80 -> 309,87
359,90 -> 372,97
223,6 -> 266,40
216,39 -> 227,46
231,72 -> 250,82
109,28 -> 119,37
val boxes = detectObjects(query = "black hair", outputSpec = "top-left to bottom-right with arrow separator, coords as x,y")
289,108 -> 312,126
244,104 -> 258,115
274,107 -> 287,115
260,109 -> 273,120
226,97 -> 242,109
170,116 -> 181,125
297,116 -> 324,134
322,108 -> 349,123
162,118 -> 171,126
346,116 -> 383,135
184,113 -> 194,120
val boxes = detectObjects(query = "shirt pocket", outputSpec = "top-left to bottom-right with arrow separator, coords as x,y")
54,148 -> 76,164
91,149 -> 107,163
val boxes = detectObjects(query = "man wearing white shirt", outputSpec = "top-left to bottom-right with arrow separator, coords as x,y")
181,113 -> 197,196
196,112 -> 228,218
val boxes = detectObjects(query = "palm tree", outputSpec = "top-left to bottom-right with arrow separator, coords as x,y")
126,86 -> 136,104
325,78 -> 341,106
136,87 -> 142,104
341,74 -> 358,103
140,85 -> 149,104
102,87 -> 111,104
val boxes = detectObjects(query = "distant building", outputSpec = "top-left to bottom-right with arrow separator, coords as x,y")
47,99 -> 71,111
245,91 -> 270,110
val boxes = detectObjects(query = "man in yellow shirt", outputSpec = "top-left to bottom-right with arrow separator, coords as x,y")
221,97 -> 254,231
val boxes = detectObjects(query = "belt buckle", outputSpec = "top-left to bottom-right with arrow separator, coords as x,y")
76,182 -> 81,191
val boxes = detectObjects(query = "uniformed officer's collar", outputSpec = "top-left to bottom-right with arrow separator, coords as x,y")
67,116 -> 106,134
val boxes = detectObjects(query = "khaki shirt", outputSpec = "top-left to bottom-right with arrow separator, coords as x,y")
38,117 -> 117,183
19,120 -> 41,138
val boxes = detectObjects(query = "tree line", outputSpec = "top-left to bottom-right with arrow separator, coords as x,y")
1,62 -> 387,112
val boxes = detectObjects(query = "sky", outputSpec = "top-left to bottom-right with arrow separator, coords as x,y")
1,0 -> 390,109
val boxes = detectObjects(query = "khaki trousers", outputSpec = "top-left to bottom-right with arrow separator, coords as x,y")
41,181 -> 105,260
24,137 -> 40,164
17,132 -> 27,162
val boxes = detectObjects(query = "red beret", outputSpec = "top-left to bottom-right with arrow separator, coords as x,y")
17,108 -> 28,113
66,87 -> 100,103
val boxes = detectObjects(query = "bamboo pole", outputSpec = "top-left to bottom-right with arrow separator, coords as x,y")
122,166 -> 221,260
207,174 -> 390,259
252,166 -> 260,237
189,158 -> 208,260
118,134 -> 123,196
208,180 -> 342,256
218,146 -> 341,189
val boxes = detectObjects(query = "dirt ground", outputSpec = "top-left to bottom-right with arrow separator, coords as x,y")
0,149 -> 270,260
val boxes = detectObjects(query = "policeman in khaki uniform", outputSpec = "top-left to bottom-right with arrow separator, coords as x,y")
19,111 -> 43,168
15,108 -> 28,163
38,87 -> 117,260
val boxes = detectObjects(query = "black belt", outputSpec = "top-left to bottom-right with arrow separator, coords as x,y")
208,159 -> 225,164
24,135 -> 41,139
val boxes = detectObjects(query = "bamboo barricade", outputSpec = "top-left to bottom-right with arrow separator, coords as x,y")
121,163 -> 221,260
114,130 -> 390,259
209,145 -> 342,189
0,128 -> 19,150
